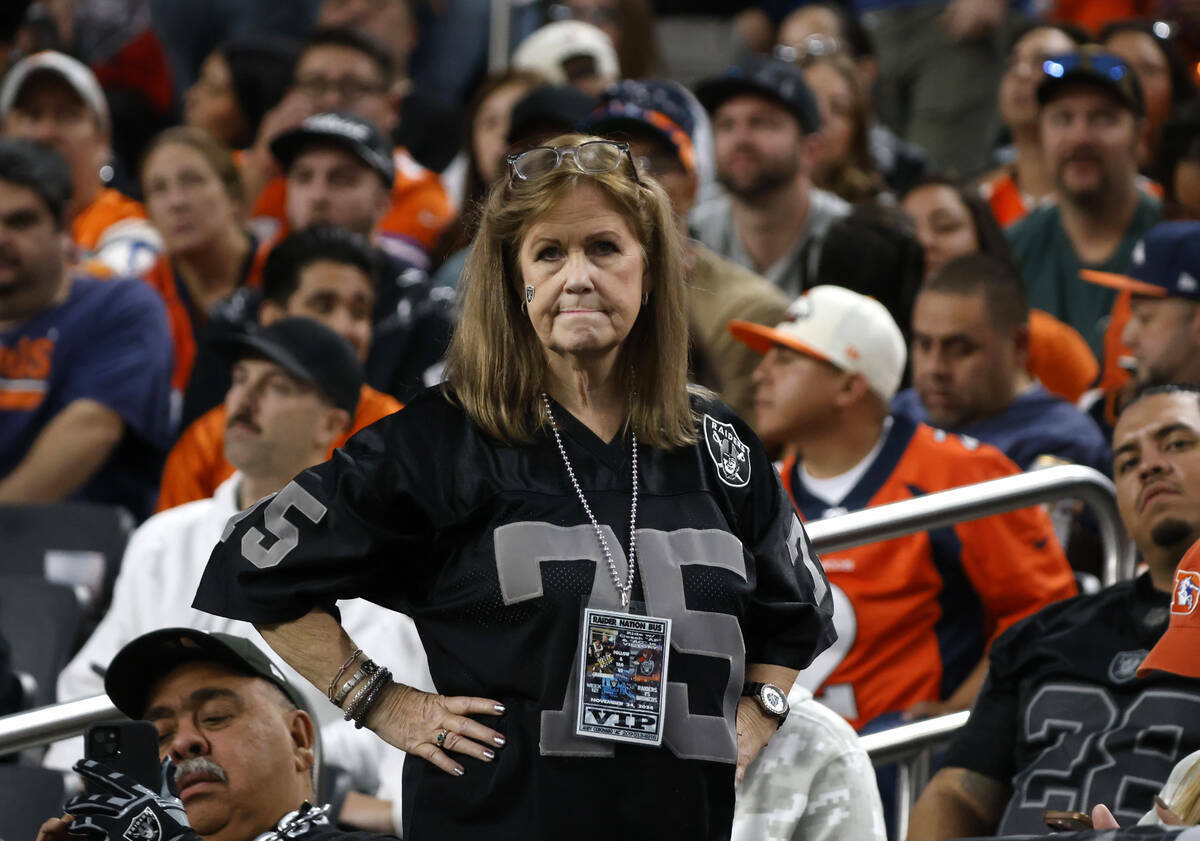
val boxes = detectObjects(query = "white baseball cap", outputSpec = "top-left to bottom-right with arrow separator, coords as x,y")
511,21 -> 620,87
0,51 -> 110,129
729,285 -> 907,402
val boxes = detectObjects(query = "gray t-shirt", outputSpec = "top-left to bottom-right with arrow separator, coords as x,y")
690,187 -> 851,298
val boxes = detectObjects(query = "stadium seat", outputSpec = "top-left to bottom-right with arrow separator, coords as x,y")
0,765 -> 66,840
0,577 -> 85,709
0,503 -> 134,614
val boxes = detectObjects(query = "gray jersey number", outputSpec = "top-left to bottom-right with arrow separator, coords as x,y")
494,522 -> 748,763
223,481 -> 328,569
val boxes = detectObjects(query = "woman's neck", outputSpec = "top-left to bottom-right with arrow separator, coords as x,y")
174,226 -> 250,312
544,352 -> 626,442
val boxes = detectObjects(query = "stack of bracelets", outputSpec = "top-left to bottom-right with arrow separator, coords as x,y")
327,648 -> 393,729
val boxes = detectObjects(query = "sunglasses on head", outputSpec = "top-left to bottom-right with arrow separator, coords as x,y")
1041,51 -> 1131,82
506,140 -> 641,183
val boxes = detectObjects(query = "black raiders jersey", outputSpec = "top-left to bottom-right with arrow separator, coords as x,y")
194,388 -> 834,841
945,573 -> 1200,835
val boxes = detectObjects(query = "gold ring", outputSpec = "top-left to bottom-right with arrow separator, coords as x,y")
436,729 -> 448,747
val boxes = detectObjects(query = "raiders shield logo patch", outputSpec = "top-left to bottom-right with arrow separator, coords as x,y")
124,806 -> 162,841
704,415 -> 750,487
1108,649 -> 1150,684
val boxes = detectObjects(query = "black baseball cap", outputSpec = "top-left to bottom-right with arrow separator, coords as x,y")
271,111 -> 395,188
217,317 -> 364,415
105,628 -> 309,719
506,84 -> 597,146
695,55 -> 821,135
1037,47 -> 1145,116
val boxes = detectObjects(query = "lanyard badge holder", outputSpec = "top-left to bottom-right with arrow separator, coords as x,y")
543,396 -> 672,747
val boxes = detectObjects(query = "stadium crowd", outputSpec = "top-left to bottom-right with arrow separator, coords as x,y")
2,0 -> 1200,838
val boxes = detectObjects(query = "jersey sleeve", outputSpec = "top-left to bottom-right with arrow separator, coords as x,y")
65,278 -> 174,449
702,399 -> 836,670
192,409 -> 439,624
953,445 -> 1078,641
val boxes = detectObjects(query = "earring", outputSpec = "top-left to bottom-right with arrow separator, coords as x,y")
526,285 -> 535,303
642,291 -> 649,306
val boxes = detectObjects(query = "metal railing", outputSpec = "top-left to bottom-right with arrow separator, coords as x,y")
0,464 -> 1133,833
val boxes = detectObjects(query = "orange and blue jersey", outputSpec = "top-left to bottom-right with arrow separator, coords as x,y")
782,416 -> 1077,731
72,188 -> 161,277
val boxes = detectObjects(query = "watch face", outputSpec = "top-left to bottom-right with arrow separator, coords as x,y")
761,685 -> 786,715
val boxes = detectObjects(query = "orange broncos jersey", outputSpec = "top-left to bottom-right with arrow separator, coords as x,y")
783,416 -> 1077,731
155,384 -> 402,512
141,237 -> 272,394
248,147 -> 452,269
72,188 -> 161,277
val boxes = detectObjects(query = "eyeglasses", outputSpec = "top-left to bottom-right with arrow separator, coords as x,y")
1041,52 -> 1131,82
293,75 -> 389,102
774,34 -> 845,65
506,140 -> 640,183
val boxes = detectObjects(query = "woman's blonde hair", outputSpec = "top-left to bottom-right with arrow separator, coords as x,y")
444,133 -> 695,449
1173,763 -> 1200,824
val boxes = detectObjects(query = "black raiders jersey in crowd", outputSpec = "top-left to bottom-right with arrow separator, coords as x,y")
194,388 -> 835,841
944,573 -> 1200,835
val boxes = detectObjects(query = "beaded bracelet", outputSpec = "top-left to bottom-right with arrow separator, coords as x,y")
327,649 -> 363,701
332,659 -> 379,707
344,665 -> 390,724
351,668 -> 392,729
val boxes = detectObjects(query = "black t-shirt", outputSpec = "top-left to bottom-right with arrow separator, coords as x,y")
194,389 -> 835,841
945,573 -> 1200,833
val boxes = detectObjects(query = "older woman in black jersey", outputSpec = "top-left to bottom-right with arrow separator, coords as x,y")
194,134 -> 834,841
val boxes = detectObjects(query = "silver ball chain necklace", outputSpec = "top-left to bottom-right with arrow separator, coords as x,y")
541,393 -> 639,607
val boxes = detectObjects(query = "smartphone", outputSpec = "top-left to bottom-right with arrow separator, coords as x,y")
84,720 -> 162,794
1043,809 -> 1094,831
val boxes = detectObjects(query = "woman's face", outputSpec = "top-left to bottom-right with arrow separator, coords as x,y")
803,62 -> 856,173
473,81 -> 533,185
143,142 -> 240,256
519,182 -> 644,363
184,53 -> 247,148
999,27 -> 1078,131
902,183 -> 980,280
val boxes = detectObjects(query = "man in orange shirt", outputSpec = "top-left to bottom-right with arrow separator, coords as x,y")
0,50 -> 161,276
157,226 -> 400,511
729,285 -> 1076,732
239,27 -> 452,269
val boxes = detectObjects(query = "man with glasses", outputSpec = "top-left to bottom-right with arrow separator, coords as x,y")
240,27 -> 453,268
1007,47 -> 1163,362
581,79 -> 790,425
692,56 -> 850,299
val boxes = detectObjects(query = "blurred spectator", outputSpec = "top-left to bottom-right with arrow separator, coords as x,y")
692,56 -> 849,298
907,384 -> 1200,838
895,253 -> 1110,475
184,37 -> 300,151
316,0 -> 464,173
45,320 -> 432,782
45,628 -> 411,840
146,0 -> 319,96
732,685 -> 887,841
511,20 -> 619,98
977,22 -> 1088,228
0,139 -> 171,519
582,78 -> 790,424
432,84 -> 595,291
267,111 -> 454,404
1082,222 -> 1200,397
775,4 -> 931,195
156,227 -> 401,512
0,626 -> 23,722
138,126 -> 269,420
542,0 -> 661,79
859,0 -> 1008,178
429,69 -> 546,274
730,286 -> 1074,734
0,50 -> 162,277
1102,19 -> 1198,170
241,28 -> 453,266
901,176 -> 1099,403
798,51 -> 887,203
1008,47 -> 1163,360
1157,100 -> 1200,220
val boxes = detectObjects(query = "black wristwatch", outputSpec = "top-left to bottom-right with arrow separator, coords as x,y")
742,682 -> 789,728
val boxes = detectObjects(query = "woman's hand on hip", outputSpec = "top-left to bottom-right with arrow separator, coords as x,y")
365,683 -> 507,776
734,696 -> 778,789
